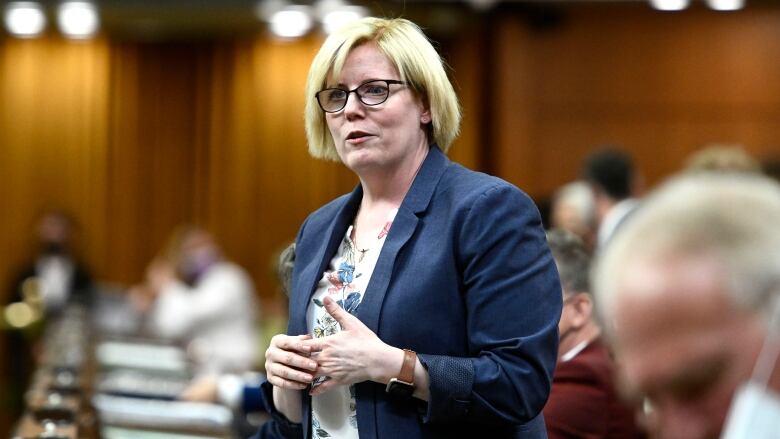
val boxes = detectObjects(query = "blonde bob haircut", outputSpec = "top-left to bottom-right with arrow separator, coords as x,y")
304,17 -> 461,161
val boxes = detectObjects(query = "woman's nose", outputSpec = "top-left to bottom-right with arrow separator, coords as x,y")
343,92 -> 366,118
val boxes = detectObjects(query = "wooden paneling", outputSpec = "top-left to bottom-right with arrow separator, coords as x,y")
493,5 -> 780,199
0,36 -> 110,288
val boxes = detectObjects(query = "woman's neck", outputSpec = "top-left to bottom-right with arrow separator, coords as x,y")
358,147 -> 429,208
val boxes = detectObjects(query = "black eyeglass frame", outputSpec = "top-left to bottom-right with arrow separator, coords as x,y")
315,79 -> 407,113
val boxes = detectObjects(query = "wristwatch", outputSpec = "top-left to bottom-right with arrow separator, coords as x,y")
386,349 -> 416,398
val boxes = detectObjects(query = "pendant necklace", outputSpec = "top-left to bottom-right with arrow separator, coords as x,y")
351,224 -> 369,262
356,247 -> 369,262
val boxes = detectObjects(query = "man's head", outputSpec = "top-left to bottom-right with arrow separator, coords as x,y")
582,148 -> 636,222
37,210 -> 75,255
551,182 -> 596,252
547,229 -> 599,358
594,174 -> 780,439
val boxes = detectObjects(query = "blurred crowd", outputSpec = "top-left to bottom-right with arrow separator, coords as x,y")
544,143 -> 780,439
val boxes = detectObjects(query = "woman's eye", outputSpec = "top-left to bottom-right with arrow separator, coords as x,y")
328,90 -> 347,101
362,85 -> 386,96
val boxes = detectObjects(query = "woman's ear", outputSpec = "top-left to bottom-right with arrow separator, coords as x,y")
421,110 -> 431,124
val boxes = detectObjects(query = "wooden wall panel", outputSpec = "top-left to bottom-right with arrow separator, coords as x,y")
493,5 -> 780,199
0,37 -> 110,291
203,36 -> 359,296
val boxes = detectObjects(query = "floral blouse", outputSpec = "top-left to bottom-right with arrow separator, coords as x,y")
306,210 -> 395,439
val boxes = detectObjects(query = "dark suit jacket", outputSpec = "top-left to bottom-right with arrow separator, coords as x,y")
4,257 -> 93,420
10,258 -> 93,307
261,146 -> 562,439
543,337 -> 643,439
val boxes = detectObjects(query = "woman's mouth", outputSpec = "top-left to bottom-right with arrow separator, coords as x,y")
346,131 -> 373,144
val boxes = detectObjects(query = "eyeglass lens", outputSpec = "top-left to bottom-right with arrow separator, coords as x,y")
317,80 -> 394,113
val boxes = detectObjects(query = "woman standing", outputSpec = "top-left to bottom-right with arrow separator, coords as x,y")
261,17 -> 561,438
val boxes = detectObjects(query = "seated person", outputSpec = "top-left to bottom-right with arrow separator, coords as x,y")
180,242 -> 295,414
543,229 -> 643,439
550,181 -> 597,253
9,210 -> 93,313
593,174 -> 780,439
131,225 -> 259,374
3,210 -> 94,423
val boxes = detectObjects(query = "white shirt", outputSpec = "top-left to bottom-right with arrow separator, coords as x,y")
148,261 -> 259,374
306,210 -> 395,439
597,198 -> 638,249
36,256 -> 75,311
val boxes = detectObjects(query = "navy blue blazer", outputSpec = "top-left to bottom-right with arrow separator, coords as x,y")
261,146 -> 561,438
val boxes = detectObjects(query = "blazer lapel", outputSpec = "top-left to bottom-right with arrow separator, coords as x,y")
354,146 -> 448,439
356,146 -> 448,332
289,185 -> 363,335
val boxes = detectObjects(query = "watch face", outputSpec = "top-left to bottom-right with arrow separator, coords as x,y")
386,379 -> 414,398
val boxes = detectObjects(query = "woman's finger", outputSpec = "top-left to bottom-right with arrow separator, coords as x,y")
268,347 -> 318,371
268,374 -> 308,390
274,363 -> 314,383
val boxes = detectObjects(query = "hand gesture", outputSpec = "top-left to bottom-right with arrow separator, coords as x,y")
265,334 -> 318,390
303,296 -> 396,396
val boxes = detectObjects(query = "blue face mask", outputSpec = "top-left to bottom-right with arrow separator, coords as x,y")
721,296 -> 780,439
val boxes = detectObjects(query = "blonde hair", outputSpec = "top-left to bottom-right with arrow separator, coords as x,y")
304,17 -> 461,161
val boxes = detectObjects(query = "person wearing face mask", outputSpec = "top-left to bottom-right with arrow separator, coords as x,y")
133,225 -> 259,374
593,174 -> 780,439
543,229 -> 643,439
9,210 -> 94,313
3,210 -> 94,425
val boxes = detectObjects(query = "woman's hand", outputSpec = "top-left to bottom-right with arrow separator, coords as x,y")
179,375 -> 218,402
265,334 -> 318,390
145,259 -> 176,292
303,296 -> 403,396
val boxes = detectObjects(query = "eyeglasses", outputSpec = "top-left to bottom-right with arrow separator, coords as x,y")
315,79 -> 406,113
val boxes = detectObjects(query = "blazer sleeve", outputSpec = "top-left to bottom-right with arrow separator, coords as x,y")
248,381 -> 304,439
417,183 -> 562,425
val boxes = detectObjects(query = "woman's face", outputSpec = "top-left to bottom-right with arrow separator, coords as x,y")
325,43 -> 430,175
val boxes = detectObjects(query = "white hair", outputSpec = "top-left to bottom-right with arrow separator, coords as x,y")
594,173 -> 780,327
552,181 -> 596,228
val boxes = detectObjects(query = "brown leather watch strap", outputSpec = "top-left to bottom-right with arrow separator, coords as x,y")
398,349 -> 416,385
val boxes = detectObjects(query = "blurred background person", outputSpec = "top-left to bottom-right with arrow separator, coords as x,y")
685,144 -> 761,174
2,210 -> 94,425
131,225 -> 259,374
8,210 -> 94,314
543,229 -> 642,439
181,242 -> 295,414
593,174 -> 780,439
762,154 -> 780,184
549,182 -> 597,254
581,148 -> 640,250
